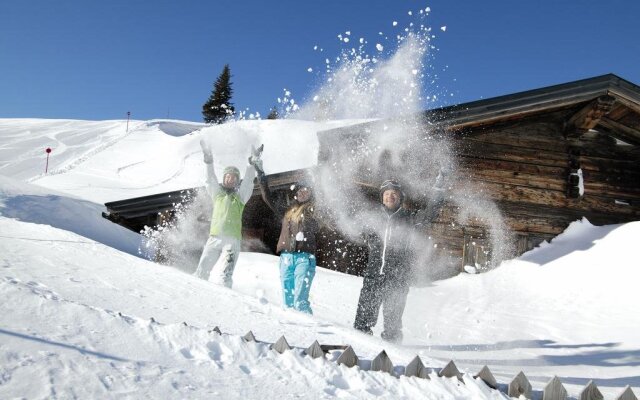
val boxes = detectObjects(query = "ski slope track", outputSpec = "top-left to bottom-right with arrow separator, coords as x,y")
0,118 -> 638,399
26,122 -> 145,182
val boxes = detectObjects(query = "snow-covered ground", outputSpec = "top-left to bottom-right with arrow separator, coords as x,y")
0,118 -> 638,399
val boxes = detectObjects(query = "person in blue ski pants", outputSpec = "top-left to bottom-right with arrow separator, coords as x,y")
278,251 -> 316,313
253,158 -> 319,314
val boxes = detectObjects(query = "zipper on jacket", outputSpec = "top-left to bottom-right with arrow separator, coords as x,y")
379,207 -> 402,274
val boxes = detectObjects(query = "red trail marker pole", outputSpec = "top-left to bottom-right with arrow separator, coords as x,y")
45,147 -> 52,173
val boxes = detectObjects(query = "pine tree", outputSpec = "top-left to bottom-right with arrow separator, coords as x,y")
202,64 -> 235,123
266,106 -> 279,120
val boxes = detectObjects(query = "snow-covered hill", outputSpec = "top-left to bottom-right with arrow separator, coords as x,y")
1,118 -> 363,203
0,118 -> 638,399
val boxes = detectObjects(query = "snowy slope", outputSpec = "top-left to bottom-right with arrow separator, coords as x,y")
0,215 -> 505,400
0,176 -> 139,256
1,118 -> 639,399
1,118 -> 364,203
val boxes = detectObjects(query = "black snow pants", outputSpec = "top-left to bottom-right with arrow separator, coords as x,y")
353,274 -> 409,340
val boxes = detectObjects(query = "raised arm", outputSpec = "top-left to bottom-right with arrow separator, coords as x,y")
414,166 -> 451,227
238,164 -> 256,204
257,171 -> 286,217
200,139 -> 220,198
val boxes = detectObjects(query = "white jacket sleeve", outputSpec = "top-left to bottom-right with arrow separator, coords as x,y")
205,162 -> 221,198
238,164 -> 256,204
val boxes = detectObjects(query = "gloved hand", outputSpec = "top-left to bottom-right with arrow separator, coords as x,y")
249,156 -> 263,173
248,144 -> 264,173
434,164 -> 452,189
200,139 -> 213,164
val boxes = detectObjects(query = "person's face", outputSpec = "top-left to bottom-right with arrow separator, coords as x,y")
296,187 -> 311,203
223,173 -> 238,188
382,189 -> 401,210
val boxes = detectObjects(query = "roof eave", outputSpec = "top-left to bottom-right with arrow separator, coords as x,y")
318,74 -> 640,135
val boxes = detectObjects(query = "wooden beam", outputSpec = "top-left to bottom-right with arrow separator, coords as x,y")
597,116 -> 640,146
564,95 -> 616,136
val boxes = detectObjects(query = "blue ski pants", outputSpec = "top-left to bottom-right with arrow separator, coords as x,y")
279,251 -> 316,314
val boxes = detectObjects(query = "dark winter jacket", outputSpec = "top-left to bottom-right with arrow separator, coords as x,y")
258,173 -> 319,255
363,187 -> 447,286
362,206 -> 414,285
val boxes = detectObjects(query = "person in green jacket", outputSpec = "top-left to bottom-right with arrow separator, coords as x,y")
194,139 -> 260,287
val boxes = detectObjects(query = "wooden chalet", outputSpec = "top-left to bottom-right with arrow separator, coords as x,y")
103,74 -> 640,277
318,73 -> 640,272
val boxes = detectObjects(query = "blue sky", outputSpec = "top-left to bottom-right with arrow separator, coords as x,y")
2,0 -> 639,122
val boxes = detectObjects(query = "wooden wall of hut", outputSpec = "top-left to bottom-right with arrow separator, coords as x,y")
425,109 -> 640,272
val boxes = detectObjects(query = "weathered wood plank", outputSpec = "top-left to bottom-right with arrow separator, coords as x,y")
578,155 -> 640,174
439,360 -> 463,381
581,170 -> 640,192
615,386 -> 639,400
564,95 -> 616,135
508,371 -> 533,399
543,376 -> 567,400
459,178 -> 640,213
457,156 -> 640,194
405,356 -> 429,379
271,336 -> 291,354
579,380 -> 604,400
474,366 -> 498,389
243,331 -> 256,342
456,141 -> 570,168
457,157 -> 567,177
458,163 -> 640,196
429,199 -> 638,243
371,350 -> 394,374
456,181 -> 639,216
457,141 -> 639,176
305,341 -> 325,359
599,116 -> 640,146
336,346 -> 358,368
494,201 -> 640,226
461,127 -> 568,153
569,139 -> 639,161
457,166 -> 567,192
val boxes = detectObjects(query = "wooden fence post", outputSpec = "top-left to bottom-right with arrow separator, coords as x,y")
543,376 -> 567,400
271,336 -> 291,354
579,380 -> 603,400
243,331 -> 256,342
371,350 -> 393,374
405,356 -> 429,379
615,386 -> 638,400
439,360 -> 463,381
475,366 -> 498,389
508,371 -> 533,399
336,346 -> 358,368
305,340 -> 324,359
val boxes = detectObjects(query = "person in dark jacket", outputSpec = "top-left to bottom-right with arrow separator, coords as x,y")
254,162 -> 319,314
354,176 -> 446,342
